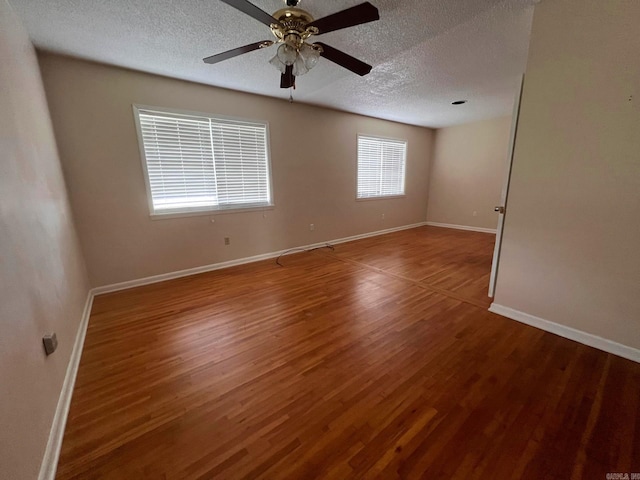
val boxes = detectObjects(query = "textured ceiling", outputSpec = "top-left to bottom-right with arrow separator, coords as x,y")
10,0 -> 535,127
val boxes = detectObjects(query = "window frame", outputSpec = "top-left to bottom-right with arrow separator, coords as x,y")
355,134 -> 408,201
133,104 -> 275,219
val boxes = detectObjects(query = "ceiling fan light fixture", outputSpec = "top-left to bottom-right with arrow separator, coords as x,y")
300,43 -> 321,70
292,55 -> 309,76
277,43 -> 298,66
203,0 -> 379,89
269,54 -> 287,73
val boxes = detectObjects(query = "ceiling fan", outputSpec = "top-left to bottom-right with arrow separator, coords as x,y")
203,0 -> 380,89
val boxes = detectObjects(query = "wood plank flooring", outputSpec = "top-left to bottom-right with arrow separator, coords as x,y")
57,226 -> 640,479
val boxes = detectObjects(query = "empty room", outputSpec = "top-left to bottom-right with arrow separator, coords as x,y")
1,0 -> 639,478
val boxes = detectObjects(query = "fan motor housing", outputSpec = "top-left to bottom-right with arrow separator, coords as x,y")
270,8 -> 317,46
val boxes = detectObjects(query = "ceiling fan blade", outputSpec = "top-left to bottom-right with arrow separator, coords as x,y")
280,65 -> 295,89
203,41 -> 273,65
307,2 -> 379,35
219,0 -> 283,28
315,43 -> 373,76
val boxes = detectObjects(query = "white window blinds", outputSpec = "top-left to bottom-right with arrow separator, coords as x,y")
135,108 -> 272,214
357,135 -> 407,199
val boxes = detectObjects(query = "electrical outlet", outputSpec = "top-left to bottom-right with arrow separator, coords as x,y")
224,237 -> 230,245
381,213 -> 385,220
309,224 -> 315,231
473,211 -> 478,217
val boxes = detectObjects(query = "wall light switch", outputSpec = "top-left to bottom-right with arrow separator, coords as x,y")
43,333 -> 58,356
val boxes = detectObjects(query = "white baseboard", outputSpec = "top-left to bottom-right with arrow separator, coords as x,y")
489,303 -> 640,364
93,222 -> 429,295
426,221 -> 496,234
38,291 -> 94,480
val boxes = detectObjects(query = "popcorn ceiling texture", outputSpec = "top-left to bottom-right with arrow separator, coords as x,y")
11,0 -> 535,127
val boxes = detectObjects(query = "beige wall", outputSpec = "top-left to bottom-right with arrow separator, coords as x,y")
494,0 -> 640,349
0,2 -> 90,479
38,54 -> 434,287
427,116 -> 511,230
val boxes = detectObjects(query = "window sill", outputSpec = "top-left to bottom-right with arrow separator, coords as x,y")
150,204 -> 275,220
356,195 -> 406,202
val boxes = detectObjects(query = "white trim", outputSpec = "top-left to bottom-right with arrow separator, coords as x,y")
426,221 -> 497,234
93,222 -> 428,295
150,205 -> 275,220
38,291 -> 94,480
489,303 -> 640,364
355,195 -> 406,202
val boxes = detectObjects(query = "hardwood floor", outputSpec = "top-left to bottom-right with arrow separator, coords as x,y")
57,226 -> 640,479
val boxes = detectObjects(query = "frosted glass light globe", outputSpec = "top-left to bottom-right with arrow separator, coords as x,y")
277,43 -> 298,66
269,54 -> 286,73
301,43 -> 321,70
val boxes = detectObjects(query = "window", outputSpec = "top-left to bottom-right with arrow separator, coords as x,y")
357,135 -> 407,199
134,106 -> 272,215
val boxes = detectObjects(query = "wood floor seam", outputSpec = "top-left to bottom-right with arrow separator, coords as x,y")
315,249 -> 490,309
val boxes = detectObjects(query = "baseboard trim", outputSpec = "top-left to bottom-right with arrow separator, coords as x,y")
489,303 -> 640,364
426,221 -> 496,234
93,222 -> 429,295
38,290 -> 94,480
